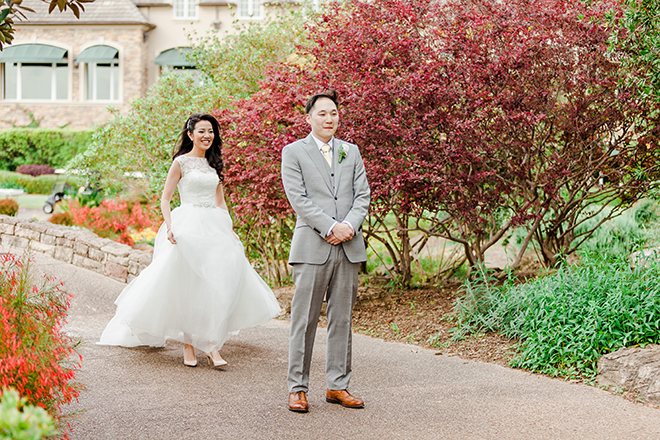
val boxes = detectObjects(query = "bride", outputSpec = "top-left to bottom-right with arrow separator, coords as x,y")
99,113 -> 281,367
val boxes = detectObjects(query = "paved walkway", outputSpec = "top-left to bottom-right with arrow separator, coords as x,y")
20,252 -> 660,439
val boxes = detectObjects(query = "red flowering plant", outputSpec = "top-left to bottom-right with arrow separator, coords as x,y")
66,196 -> 161,246
0,253 -> 81,438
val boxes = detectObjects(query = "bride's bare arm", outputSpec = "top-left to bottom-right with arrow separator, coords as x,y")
214,183 -> 229,210
161,160 -> 182,244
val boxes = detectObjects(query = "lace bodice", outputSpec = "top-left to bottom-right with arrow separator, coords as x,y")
175,156 -> 219,207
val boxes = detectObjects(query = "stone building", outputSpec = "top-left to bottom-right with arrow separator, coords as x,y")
0,0 -> 274,129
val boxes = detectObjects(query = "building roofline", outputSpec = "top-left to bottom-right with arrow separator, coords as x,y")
18,21 -> 155,27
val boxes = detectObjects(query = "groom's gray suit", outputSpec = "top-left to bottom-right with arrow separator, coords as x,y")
282,133 -> 370,393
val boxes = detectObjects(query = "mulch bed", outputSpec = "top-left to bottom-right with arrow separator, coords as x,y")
352,284 -> 517,367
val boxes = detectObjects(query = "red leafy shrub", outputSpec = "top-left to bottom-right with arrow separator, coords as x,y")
0,198 -> 18,217
297,0 -> 659,272
218,0 -> 660,282
421,0 -> 660,267
67,196 -> 161,246
302,0 -> 453,283
214,66 -> 315,284
15,164 -> 55,177
215,65 -> 311,225
0,253 -> 81,438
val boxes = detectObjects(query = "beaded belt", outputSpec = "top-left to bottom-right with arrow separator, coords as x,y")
184,202 -> 216,208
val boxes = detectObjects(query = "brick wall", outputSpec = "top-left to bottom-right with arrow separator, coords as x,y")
0,25 -> 149,129
0,215 -> 152,283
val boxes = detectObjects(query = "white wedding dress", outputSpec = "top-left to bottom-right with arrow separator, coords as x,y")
99,155 -> 281,353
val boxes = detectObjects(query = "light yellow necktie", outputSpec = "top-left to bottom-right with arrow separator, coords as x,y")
321,143 -> 332,166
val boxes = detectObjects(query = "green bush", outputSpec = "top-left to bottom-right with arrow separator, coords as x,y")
0,129 -> 93,171
0,171 -> 82,195
0,181 -> 26,192
633,199 -> 659,225
68,73 -> 224,198
452,255 -> 660,381
0,388 -> 57,440
69,6 -> 306,200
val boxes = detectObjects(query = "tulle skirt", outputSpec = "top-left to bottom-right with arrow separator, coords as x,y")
98,205 -> 281,353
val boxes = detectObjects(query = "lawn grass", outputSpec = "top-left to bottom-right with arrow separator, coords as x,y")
8,194 -> 48,209
0,194 -> 66,214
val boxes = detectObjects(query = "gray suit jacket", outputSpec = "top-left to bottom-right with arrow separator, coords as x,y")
281,134 -> 370,264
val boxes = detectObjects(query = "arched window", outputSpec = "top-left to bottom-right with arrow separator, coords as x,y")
154,47 -> 193,69
76,45 -> 120,102
155,47 -> 200,84
0,44 -> 69,101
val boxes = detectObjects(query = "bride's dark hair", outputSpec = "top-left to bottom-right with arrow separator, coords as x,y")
173,113 -> 224,181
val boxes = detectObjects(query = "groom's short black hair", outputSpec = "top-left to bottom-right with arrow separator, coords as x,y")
305,89 -> 339,114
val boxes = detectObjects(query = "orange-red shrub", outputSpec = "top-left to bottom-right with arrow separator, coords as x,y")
67,196 -> 161,246
0,254 -> 81,438
48,212 -> 74,226
0,198 -> 19,217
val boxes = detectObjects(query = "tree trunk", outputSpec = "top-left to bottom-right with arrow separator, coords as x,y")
396,212 -> 413,286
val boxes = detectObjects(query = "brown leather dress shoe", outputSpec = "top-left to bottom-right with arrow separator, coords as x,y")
288,391 -> 309,413
326,389 -> 365,409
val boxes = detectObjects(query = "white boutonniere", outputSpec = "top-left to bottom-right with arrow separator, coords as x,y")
338,143 -> 349,163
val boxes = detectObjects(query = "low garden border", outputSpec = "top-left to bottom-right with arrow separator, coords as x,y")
0,215 -> 152,283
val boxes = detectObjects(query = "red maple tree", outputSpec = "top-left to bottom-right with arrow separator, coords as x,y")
218,0 -> 660,284
303,0 -> 660,273
426,0 -> 660,267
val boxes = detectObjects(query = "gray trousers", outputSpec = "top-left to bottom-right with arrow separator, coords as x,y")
287,245 -> 359,393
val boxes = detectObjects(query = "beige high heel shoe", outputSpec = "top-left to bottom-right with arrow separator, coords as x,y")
183,344 -> 197,367
206,348 -> 228,368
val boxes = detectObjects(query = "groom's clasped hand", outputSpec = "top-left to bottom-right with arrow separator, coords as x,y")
325,222 -> 354,245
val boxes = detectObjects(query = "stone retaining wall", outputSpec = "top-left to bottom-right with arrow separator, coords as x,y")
0,215 -> 152,283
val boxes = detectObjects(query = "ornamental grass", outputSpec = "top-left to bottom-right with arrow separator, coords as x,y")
453,254 -> 660,381
0,198 -> 18,217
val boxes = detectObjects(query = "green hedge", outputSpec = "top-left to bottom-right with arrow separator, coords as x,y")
0,171 -> 82,194
0,129 -> 93,171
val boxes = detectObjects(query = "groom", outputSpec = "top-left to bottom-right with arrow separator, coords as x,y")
281,90 -> 371,412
